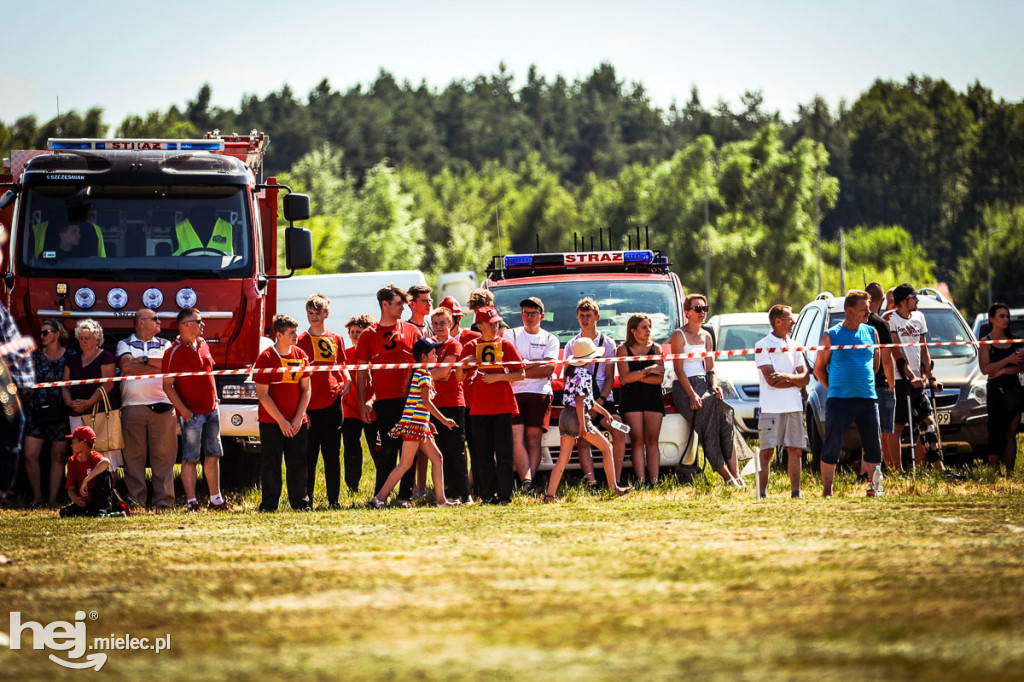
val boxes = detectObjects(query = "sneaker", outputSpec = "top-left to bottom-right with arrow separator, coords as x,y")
791,490 -> 801,498
395,499 -> 414,508
105,511 -> 126,518
209,500 -> 234,512
944,470 -> 966,482
186,500 -> 202,514
412,489 -> 429,502
328,501 -> 342,511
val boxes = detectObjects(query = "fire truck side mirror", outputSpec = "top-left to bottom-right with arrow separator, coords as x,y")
0,191 -> 14,210
283,193 -> 310,223
284,227 -> 313,271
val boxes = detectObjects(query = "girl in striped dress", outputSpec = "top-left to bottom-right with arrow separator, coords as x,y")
371,339 -> 458,508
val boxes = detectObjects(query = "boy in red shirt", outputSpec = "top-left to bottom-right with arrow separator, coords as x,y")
355,285 -> 423,504
297,293 -> 350,509
254,314 -> 312,512
429,307 -> 470,502
458,306 -> 524,504
60,426 -> 114,517
342,315 -> 377,493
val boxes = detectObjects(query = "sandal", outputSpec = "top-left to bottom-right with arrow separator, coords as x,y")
543,494 -> 557,503
612,485 -> 633,496
368,497 -> 386,509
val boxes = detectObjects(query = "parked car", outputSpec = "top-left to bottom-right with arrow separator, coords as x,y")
972,308 -> 1024,340
795,289 -> 988,463
706,313 -> 771,435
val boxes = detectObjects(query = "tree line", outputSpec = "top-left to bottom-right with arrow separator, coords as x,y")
2,64 -> 1021,314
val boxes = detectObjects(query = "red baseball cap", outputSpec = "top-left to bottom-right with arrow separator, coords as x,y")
439,295 -> 464,318
67,425 -> 97,443
474,306 -> 502,325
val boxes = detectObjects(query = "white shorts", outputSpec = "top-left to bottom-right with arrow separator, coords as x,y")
758,412 -> 805,450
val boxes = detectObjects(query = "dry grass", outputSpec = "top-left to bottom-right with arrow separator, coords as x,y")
2,457 -> 1024,680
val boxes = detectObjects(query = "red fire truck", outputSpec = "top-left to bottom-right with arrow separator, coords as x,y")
485,247 -> 698,472
0,132 -> 312,485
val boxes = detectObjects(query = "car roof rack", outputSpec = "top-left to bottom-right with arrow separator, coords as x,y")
917,287 -> 949,303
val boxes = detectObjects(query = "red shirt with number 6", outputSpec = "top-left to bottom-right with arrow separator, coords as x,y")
458,337 -> 523,415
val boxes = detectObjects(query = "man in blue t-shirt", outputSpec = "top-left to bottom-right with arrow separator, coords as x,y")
813,290 -> 881,497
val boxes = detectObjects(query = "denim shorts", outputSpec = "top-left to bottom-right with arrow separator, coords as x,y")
180,409 -> 223,462
877,387 -> 896,434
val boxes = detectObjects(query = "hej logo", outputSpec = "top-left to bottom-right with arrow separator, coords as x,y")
7,610 -> 106,670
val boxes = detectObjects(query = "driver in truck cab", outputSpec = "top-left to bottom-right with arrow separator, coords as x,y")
173,207 -> 234,256
32,203 -> 107,261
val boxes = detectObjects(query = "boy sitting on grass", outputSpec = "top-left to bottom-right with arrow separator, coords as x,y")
60,426 -> 115,518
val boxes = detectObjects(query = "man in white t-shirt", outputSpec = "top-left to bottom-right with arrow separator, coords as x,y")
754,305 -> 809,498
504,297 -> 559,493
888,283 -> 952,474
567,297 -> 626,485
116,309 -> 175,510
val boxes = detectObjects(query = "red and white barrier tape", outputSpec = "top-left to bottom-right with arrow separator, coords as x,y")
31,337 -> 1000,389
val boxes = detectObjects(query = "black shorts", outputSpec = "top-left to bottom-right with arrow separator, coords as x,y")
894,381 -> 932,426
511,393 -> 553,430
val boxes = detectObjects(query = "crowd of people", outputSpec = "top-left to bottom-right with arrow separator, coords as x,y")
0,280 -> 1020,515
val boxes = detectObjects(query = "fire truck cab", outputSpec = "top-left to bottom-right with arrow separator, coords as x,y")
0,132 -> 312,486
485,247 -> 698,472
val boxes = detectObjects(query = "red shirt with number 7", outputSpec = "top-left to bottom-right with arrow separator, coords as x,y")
252,345 -> 310,423
458,338 -> 523,415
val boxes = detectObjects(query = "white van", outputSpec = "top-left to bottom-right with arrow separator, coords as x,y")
276,271 -> 427,328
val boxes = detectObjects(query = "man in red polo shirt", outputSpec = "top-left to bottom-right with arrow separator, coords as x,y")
163,308 -> 231,513
297,293 -> 349,509
458,306 -> 524,504
356,284 -> 422,503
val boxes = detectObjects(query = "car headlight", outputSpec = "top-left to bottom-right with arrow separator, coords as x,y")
968,380 -> 987,405
718,378 -> 738,400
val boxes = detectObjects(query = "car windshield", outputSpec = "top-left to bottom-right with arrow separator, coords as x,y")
490,279 -> 680,344
18,184 -> 252,279
829,308 -> 976,359
717,323 -> 771,361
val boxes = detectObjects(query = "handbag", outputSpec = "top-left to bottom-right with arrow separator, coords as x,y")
81,387 -> 124,452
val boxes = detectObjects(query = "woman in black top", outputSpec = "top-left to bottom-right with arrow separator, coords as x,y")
616,314 -> 665,485
978,303 -> 1023,473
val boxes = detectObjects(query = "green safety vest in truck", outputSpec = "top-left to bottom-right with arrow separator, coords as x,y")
173,218 -> 234,256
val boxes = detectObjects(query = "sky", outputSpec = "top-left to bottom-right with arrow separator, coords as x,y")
3,0 -> 1023,128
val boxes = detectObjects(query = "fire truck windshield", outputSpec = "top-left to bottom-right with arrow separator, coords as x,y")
490,279 -> 681,344
18,184 -> 252,278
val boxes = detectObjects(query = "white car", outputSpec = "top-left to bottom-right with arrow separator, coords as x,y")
706,313 -> 771,435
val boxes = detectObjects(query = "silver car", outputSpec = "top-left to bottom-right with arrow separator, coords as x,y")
706,313 -> 771,436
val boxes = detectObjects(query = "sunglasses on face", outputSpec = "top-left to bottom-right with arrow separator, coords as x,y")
688,305 -> 709,314
40,329 -> 54,337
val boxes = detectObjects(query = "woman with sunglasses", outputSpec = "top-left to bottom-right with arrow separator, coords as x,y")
670,294 -> 743,487
978,302 -> 1023,474
24,319 -> 71,507
61,319 -> 122,470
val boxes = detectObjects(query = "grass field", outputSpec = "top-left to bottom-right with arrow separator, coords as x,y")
2,454 -> 1024,681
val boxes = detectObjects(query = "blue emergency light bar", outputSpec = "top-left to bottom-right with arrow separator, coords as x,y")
48,138 -> 226,152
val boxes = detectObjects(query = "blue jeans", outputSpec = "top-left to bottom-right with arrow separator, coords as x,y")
822,398 -> 882,466
180,409 -> 223,462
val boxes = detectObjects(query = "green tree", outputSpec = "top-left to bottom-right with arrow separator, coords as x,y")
955,204 -> 1024,316
819,225 -> 937,296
